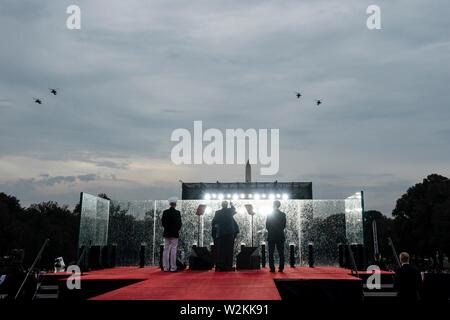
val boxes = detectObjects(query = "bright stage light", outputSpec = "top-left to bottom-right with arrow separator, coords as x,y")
248,194 -> 253,199
226,194 -> 231,199
218,193 -> 224,200
260,205 -> 272,216
276,194 -> 281,199
232,194 -> 239,200
282,193 -> 289,200
254,193 -> 260,200
212,193 -> 217,199
204,193 -> 211,200
269,194 -> 275,200
262,194 -> 267,199
240,193 -> 245,199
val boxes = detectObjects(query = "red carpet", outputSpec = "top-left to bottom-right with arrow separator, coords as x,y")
79,267 -> 361,300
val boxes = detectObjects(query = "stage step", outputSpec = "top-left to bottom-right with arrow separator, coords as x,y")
363,284 -> 394,290
363,291 -> 397,297
361,278 -> 396,301
34,284 -> 59,300
34,293 -> 59,299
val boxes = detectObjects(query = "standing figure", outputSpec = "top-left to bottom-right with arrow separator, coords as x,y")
212,201 -> 239,271
394,252 -> 422,301
266,200 -> 286,272
161,197 -> 182,272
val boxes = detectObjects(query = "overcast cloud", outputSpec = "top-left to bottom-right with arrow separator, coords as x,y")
1,0 -> 449,213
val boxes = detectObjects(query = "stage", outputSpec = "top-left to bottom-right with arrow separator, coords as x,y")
54,267 -> 367,301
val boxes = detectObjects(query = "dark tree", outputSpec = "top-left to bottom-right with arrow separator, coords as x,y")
0,193 -> 26,256
392,174 -> 450,260
0,194 -> 79,269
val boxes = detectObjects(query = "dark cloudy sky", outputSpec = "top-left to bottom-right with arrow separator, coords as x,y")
1,0 -> 449,214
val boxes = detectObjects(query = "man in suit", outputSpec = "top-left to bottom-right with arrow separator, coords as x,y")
161,197 -> 182,272
212,201 -> 239,271
266,200 -> 286,272
394,252 -> 422,301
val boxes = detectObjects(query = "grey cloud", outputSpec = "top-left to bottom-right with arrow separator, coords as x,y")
0,0 -> 449,212
20,174 -> 101,187
77,173 -> 99,182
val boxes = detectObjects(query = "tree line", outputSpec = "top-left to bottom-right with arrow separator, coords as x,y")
1,174 -> 449,270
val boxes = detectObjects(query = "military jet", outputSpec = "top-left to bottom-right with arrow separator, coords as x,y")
316,99 -> 322,106
295,91 -> 302,99
33,98 -> 42,104
49,88 -> 58,95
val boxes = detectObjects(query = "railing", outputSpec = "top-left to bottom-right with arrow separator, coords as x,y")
76,242 -> 91,274
347,244 -> 359,277
15,238 -> 50,300
388,237 -> 401,268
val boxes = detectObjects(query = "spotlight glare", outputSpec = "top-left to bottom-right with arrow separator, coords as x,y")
204,193 -> 211,200
240,193 -> 245,199
254,193 -> 260,200
226,194 -> 231,199
218,193 -> 224,200
212,193 -> 217,199
261,205 -> 272,216
262,194 -> 267,199
276,193 -> 281,199
282,193 -> 289,200
232,194 -> 239,200
269,193 -> 275,200
248,194 -> 253,199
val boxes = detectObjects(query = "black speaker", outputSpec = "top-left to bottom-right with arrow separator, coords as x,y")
350,244 -> 358,270
110,244 -> 116,268
289,244 -> 296,267
338,243 -> 345,267
189,246 -> 214,270
261,244 -> 266,268
308,243 -> 314,268
356,244 -> 366,270
236,247 -> 260,270
89,245 -> 102,270
344,244 -> 351,268
101,245 -> 110,268
139,244 -> 146,268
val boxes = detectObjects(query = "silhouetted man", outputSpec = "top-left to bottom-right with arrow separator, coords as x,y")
161,197 -> 182,272
212,201 -> 239,271
266,200 -> 286,272
394,252 -> 422,301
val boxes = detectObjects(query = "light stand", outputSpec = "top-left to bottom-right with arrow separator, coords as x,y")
244,204 -> 255,246
196,204 -> 206,247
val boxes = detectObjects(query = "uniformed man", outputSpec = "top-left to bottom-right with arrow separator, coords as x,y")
161,197 -> 182,272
